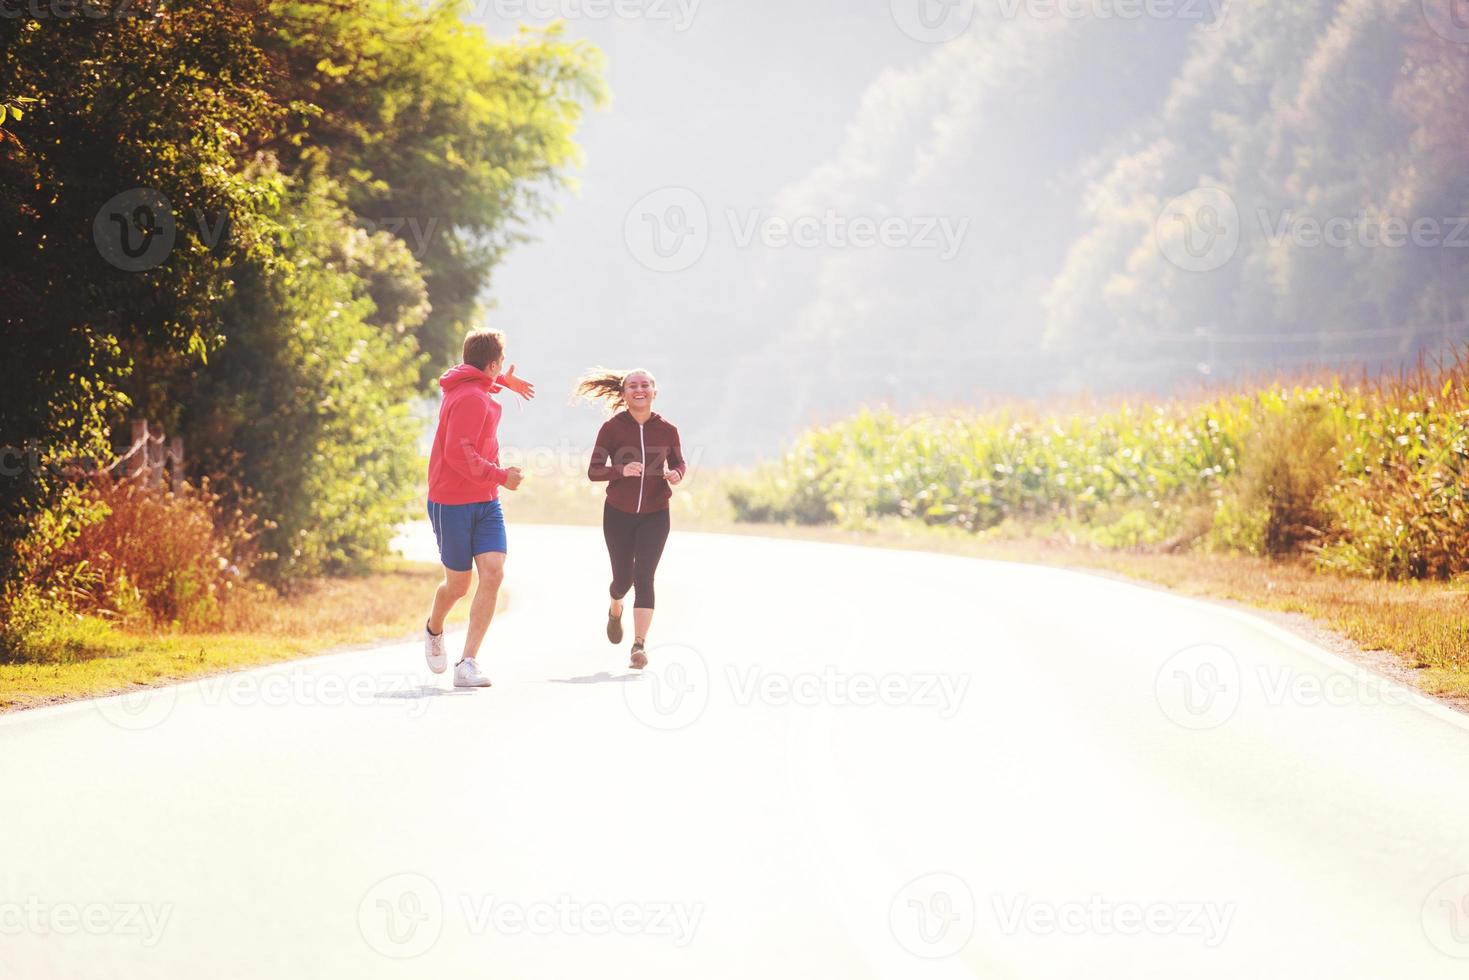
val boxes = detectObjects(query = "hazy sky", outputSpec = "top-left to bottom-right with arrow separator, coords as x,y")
460,1 -> 1271,462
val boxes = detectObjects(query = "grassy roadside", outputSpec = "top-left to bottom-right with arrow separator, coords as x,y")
0,560 -> 472,712
13,468 -> 1463,714
516,471 -> 1469,706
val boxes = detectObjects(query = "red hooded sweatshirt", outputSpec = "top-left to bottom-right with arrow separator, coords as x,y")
427,364 -> 511,505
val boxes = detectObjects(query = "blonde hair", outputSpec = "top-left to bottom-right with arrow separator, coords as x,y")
572,367 -> 655,413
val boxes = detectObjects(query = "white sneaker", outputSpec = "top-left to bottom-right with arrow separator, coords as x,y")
424,624 -> 447,675
454,658 -> 492,688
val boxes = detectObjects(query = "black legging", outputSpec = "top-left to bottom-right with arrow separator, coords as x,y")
603,501 -> 670,610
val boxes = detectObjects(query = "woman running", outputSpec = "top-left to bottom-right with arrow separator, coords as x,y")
577,368 -> 686,670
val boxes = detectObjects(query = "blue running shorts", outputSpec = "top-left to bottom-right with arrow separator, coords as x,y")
427,499 -> 507,571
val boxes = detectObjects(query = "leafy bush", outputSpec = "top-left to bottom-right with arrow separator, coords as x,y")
39,474 -> 261,630
0,588 -> 112,667
1219,393 -> 1344,556
1,472 -> 262,663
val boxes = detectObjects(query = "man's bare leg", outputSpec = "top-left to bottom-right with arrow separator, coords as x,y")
428,568 -> 473,635
461,551 -> 506,661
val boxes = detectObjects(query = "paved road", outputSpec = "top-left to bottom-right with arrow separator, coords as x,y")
4,524 -> 1469,979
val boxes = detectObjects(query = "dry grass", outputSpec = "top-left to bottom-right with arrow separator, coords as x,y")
0,560 -> 479,711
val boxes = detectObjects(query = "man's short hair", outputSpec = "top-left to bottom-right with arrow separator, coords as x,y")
462,329 -> 505,371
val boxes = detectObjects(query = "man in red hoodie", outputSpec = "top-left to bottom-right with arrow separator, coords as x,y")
423,329 -> 533,688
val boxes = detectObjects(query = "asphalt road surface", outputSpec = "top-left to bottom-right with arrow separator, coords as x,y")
5,523 -> 1469,979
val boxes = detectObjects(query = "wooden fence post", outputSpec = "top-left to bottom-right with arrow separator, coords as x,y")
126,420 -> 148,479
169,437 -> 184,493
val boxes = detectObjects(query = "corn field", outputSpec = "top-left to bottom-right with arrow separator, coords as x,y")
729,352 -> 1469,580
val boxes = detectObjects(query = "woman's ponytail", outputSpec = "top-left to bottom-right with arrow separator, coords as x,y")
573,367 -> 653,413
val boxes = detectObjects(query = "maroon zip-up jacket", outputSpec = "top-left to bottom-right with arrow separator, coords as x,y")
588,410 -> 686,514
